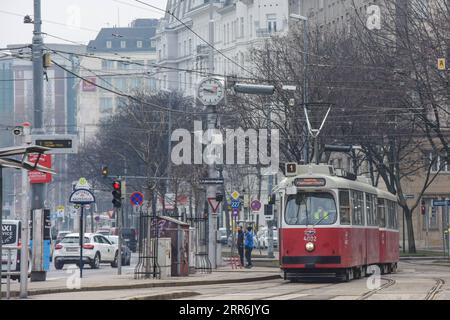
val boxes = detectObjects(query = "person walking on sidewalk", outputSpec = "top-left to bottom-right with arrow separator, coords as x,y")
237,226 -> 244,267
244,226 -> 254,268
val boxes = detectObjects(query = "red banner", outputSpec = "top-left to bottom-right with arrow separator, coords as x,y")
28,154 -> 52,184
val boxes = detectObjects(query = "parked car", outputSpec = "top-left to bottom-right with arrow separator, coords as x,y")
105,235 -> 131,266
55,231 -> 71,245
96,228 -> 111,236
259,228 -> 278,248
121,228 -> 137,253
53,233 -> 119,270
218,227 -> 228,244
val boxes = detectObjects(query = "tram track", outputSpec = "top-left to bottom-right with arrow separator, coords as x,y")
261,281 -> 339,300
356,278 -> 396,300
424,279 -> 445,300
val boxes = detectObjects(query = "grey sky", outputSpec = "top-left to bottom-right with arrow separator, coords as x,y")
0,0 -> 166,48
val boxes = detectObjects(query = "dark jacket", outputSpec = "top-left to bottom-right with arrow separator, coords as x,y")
237,231 -> 244,248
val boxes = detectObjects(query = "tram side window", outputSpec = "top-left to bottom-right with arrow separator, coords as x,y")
351,190 -> 365,225
339,190 -> 351,225
377,198 -> 386,228
366,193 -> 375,226
387,200 -> 398,229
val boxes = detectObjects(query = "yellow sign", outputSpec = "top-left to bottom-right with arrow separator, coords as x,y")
438,58 -> 446,71
231,191 -> 240,200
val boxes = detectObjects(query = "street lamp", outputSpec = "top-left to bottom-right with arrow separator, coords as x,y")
289,13 -> 309,163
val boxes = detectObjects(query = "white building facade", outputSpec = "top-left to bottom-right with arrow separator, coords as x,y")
152,0 -> 294,96
77,19 -> 159,140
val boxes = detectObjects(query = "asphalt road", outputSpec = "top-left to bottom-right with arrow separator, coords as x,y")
25,259 -> 450,300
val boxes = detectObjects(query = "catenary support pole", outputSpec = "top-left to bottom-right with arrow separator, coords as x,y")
30,0 -> 47,282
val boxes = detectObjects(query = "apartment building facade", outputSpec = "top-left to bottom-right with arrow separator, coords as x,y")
78,19 -> 159,141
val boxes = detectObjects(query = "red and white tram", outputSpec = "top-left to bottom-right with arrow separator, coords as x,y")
276,164 -> 399,281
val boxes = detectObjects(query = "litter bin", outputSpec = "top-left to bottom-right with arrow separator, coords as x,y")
156,216 -> 190,277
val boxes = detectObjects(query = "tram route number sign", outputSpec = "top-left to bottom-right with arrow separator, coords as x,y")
231,199 -> 240,209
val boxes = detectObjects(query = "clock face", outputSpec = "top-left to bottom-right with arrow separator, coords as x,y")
198,78 -> 225,106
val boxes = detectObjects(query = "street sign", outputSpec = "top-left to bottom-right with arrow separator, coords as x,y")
251,200 -> 262,212
405,194 -> 415,199
75,177 -> 91,190
199,178 -> 224,185
232,208 -> 239,217
207,197 -> 221,214
69,189 -> 95,205
432,199 -> 450,207
231,199 -> 240,209
438,58 -> 446,71
32,134 -> 78,154
130,191 -> 144,206
231,191 -> 240,200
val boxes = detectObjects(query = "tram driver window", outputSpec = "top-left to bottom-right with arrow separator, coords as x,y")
285,193 -> 337,225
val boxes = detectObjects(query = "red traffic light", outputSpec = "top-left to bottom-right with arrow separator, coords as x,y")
113,181 -> 121,190
421,205 -> 426,215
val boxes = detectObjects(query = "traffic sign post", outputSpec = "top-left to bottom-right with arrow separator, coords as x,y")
69,180 -> 95,279
208,197 -> 221,214
130,192 -> 144,207
251,200 -> 262,212
199,178 -> 224,185
432,199 -> 450,258
231,199 -> 240,209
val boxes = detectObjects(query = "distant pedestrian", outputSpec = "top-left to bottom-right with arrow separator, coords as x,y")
237,226 -> 244,266
244,226 -> 254,268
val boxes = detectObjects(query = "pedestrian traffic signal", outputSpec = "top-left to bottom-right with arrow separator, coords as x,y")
101,166 -> 108,177
421,200 -> 426,215
112,180 -> 122,208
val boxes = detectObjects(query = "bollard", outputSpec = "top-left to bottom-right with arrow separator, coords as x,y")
6,248 -> 11,300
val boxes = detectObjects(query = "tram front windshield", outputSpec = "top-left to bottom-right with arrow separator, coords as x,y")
285,192 -> 337,225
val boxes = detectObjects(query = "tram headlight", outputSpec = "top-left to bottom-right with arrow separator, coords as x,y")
305,242 -> 315,252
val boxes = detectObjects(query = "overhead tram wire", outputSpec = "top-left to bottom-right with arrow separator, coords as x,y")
133,0 -> 259,79
51,59 -> 218,116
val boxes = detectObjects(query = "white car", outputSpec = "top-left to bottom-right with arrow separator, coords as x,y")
53,233 -> 119,270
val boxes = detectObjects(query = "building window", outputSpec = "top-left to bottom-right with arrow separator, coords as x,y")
120,41 -> 126,48
115,78 -> 127,91
267,14 -> 277,33
422,198 -> 439,230
101,60 -> 115,70
137,40 -> 143,48
99,97 -> 113,113
429,152 -> 450,173
106,41 -> 112,48
189,38 -> 192,55
240,17 -> 244,37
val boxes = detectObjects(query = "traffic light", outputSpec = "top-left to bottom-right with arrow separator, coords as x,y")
268,193 -> 276,205
101,166 -> 108,177
215,193 -> 223,202
112,180 -> 122,208
421,200 -> 426,215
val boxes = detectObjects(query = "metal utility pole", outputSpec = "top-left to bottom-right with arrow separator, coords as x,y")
267,105 -> 274,259
0,166 -> 3,299
31,0 -> 47,282
207,0 -> 218,269
290,14 -> 309,163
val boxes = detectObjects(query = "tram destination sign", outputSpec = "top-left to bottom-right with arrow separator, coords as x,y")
32,134 -> 78,154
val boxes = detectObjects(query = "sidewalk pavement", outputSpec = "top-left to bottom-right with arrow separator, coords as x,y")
1,266 -> 281,299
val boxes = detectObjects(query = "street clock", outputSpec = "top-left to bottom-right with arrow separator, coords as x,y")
197,77 -> 225,106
